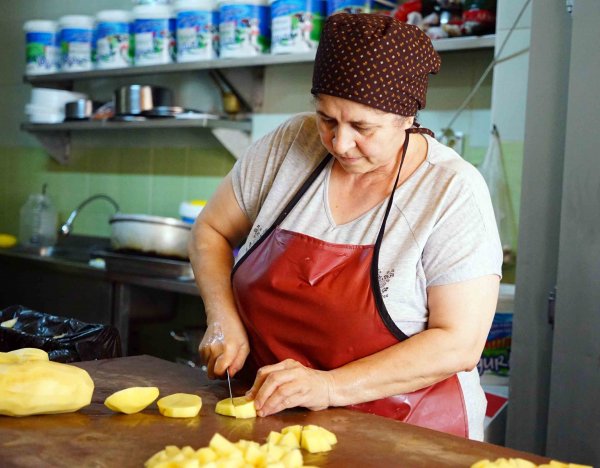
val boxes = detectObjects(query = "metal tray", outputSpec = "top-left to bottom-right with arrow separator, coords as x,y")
92,249 -> 194,280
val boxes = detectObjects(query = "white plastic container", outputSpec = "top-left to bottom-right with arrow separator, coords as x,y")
218,0 -> 270,58
23,20 -> 60,75
58,15 -> 95,71
269,0 -> 325,54
174,0 -> 219,61
326,0 -> 371,15
132,3 -> 174,65
25,88 -> 87,123
95,10 -> 132,69
179,199 -> 206,223
19,188 -> 58,249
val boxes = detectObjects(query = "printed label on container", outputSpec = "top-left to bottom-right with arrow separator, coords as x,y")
96,22 -> 130,67
177,10 -> 219,61
26,32 -> 59,73
326,0 -> 371,16
271,0 -> 324,53
477,313 -> 512,377
219,4 -> 270,57
133,18 -> 171,65
60,28 -> 93,70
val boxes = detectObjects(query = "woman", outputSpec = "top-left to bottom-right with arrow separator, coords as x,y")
189,13 -> 502,440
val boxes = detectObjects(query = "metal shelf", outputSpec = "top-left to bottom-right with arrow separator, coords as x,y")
21,117 -> 252,132
21,117 -> 252,165
23,35 -> 495,84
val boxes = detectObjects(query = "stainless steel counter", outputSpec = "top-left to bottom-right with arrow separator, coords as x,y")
0,235 -> 201,355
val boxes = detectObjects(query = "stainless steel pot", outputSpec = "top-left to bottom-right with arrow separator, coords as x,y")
114,85 -> 174,116
109,214 -> 191,259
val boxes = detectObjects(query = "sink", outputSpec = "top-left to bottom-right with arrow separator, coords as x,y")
11,235 -> 111,264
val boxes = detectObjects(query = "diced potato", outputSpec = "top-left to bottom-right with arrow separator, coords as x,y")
264,443 -> 286,463
278,432 -> 300,449
244,443 -> 265,465
215,396 -> 257,419
157,393 -> 202,418
302,425 -> 337,445
280,448 -> 303,468
281,425 -> 302,444
104,386 -> 159,414
209,433 -> 240,456
266,431 -> 283,445
300,429 -> 332,454
195,447 -> 217,464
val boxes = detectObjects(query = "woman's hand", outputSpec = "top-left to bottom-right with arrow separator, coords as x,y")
245,359 -> 336,417
199,314 -> 249,379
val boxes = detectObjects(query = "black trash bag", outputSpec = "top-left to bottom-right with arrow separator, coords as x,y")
0,305 -> 122,363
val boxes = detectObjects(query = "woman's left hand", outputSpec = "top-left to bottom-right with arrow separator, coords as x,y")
246,359 -> 335,417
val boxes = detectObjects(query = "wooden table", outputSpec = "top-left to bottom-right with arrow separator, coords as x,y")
0,355 -> 549,467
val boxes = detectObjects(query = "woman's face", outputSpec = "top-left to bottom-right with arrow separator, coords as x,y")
315,94 -> 414,175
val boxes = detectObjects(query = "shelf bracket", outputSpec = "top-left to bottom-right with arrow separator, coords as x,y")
211,128 -> 251,160
34,131 -> 71,165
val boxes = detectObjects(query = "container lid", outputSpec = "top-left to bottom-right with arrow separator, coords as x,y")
96,10 -> 133,23
58,15 -> 95,28
217,0 -> 269,6
132,3 -> 173,18
23,20 -> 58,32
174,0 -> 217,11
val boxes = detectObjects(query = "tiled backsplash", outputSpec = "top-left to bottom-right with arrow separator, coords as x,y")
0,145 -> 235,237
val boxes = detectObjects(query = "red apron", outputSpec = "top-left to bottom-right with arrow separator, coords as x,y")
231,131 -> 469,437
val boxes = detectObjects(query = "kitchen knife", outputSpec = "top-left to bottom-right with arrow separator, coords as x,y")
226,368 -> 233,404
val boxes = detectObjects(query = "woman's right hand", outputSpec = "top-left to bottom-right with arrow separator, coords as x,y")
199,312 -> 250,379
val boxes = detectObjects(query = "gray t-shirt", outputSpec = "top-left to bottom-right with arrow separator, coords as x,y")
231,113 -> 503,440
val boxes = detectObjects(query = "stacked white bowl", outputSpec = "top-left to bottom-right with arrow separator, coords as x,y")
25,88 -> 87,123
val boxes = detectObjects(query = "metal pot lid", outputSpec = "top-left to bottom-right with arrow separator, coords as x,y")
110,213 -> 191,230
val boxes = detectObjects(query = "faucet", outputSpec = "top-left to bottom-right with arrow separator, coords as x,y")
60,194 -> 120,236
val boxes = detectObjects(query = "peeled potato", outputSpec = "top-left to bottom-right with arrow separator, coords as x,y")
0,348 -> 49,364
215,395 -> 256,419
104,386 -> 159,414
157,393 -> 202,418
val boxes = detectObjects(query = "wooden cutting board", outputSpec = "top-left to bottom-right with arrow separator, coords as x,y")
0,355 -> 550,467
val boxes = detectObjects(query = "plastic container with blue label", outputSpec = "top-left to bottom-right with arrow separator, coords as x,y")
95,10 -> 132,69
218,0 -> 270,58
269,0 -> 325,54
174,0 -> 219,61
58,15 -> 95,72
326,0 -> 371,16
23,20 -> 60,75
132,3 -> 174,65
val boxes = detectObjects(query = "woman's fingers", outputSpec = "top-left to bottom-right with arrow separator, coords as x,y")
249,360 -> 333,417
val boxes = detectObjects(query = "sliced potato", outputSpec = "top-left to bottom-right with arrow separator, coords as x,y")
157,393 -> 202,418
104,386 -> 159,414
215,396 -> 256,419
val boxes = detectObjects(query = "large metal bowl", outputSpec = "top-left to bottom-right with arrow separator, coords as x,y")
109,214 -> 191,259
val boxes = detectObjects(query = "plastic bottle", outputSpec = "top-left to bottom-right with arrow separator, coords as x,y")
19,185 -> 58,249
58,15 -> 95,71
269,0 -> 325,54
217,0 -> 270,58
174,0 -> 219,61
23,20 -> 60,75
132,3 -> 174,65
95,10 -> 132,69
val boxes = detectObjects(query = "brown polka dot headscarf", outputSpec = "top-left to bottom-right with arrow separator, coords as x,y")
311,13 -> 442,116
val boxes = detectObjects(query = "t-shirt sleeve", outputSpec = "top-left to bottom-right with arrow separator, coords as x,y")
231,114 -> 310,223
422,168 -> 503,287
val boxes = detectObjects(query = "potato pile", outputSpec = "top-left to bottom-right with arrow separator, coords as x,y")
144,424 -> 338,468
471,458 -> 592,468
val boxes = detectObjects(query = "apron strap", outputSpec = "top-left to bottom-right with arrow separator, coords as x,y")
232,153 -> 332,276
370,130 -> 411,341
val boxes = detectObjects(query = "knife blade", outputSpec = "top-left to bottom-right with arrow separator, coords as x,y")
226,368 -> 233,404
